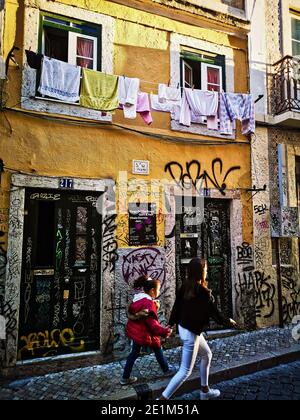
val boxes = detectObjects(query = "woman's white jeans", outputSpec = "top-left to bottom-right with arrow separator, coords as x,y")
162,325 -> 212,400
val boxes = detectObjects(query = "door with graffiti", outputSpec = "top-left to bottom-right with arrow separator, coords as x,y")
202,199 -> 232,324
18,189 -> 102,360
176,198 -> 232,328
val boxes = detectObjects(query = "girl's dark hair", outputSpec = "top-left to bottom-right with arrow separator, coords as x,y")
184,258 -> 209,300
134,275 -> 160,293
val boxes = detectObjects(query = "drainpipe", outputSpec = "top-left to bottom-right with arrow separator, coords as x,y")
276,143 -> 287,328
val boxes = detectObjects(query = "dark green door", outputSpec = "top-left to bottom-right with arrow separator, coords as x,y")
18,189 -> 102,360
176,198 -> 232,326
202,199 -> 232,322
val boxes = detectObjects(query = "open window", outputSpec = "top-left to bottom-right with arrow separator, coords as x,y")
181,50 -> 226,92
40,14 -> 101,70
37,14 -> 101,101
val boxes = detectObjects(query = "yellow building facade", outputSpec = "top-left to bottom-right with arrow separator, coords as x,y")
0,0 -> 255,374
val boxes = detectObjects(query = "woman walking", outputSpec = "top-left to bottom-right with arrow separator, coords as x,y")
158,258 -> 237,400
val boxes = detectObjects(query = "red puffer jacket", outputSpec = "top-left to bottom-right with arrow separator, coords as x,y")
126,295 -> 169,349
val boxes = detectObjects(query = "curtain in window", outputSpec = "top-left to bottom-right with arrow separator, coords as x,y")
207,68 -> 219,85
77,38 -> 94,69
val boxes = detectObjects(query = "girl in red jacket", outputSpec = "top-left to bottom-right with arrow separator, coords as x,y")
120,275 -> 173,385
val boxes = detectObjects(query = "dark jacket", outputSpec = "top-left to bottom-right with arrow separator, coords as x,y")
126,296 -> 170,349
169,284 -> 231,336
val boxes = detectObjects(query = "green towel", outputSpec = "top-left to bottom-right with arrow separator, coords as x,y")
80,69 -> 119,111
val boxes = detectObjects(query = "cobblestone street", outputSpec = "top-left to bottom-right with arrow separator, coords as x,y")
175,361 -> 300,401
0,326 -> 299,400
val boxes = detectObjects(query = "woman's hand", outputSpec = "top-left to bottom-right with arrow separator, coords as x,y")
165,326 -> 173,338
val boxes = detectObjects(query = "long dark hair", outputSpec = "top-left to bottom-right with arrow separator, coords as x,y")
134,275 -> 160,293
184,258 -> 209,300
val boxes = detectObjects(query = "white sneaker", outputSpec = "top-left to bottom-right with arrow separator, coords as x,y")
200,388 -> 221,400
120,376 -> 138,386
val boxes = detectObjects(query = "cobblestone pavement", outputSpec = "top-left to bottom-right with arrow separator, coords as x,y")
0,325 -> 299,400
174,361 -> 300,401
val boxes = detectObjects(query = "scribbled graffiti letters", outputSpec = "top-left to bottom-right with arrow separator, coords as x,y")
102,215 -> 119,273
165,159 -> 241,196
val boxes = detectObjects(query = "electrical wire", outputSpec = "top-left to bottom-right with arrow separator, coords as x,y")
3,106 -> 251,146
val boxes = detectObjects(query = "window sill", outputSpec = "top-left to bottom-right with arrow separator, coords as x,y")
171,119 -> 236,140
21,96 -> 112,122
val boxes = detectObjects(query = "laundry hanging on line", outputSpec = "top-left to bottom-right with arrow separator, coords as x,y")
80,68 -> 119,111
38,56 -> 81,103
26,51 -> 256,134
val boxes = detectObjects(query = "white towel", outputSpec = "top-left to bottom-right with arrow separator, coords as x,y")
38,57 -> 81,102
158,84 -> 181,103
180,89 -> 219,129
150,94 -> 181,112
118,76 -> 140,119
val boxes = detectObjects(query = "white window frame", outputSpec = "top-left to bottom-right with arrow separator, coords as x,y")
68,32 -> 98,70
201,63 -> 223,92
182,60 -> 193,88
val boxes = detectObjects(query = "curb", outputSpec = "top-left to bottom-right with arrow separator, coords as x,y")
114,346 -> 300,400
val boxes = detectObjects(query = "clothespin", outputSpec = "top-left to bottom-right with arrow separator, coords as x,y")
177,83 -> 180,89
192,85 -> 195,90
168,79 -> 170,87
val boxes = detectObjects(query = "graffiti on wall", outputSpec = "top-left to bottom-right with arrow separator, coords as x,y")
122,248 -> 166,286
254,204 -> 268,216
235,243 -> 275,327
0,298 -> 18,366
281,208 -> 299,237
165,159 -> 241,195
106,247 -> 167,354
282,267 -> 300,324
0,231 -> 7,298
254,238 -> 270,271
102,214 -> 119,273
18,328 -> 85,359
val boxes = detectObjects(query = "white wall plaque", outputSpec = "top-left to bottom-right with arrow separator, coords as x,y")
132,160 -> 150,175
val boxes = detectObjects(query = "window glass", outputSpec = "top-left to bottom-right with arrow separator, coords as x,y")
292,18 -> 300,56
42,14 -> 99,70
221,0 -> 245,10
207,66 -> 221,92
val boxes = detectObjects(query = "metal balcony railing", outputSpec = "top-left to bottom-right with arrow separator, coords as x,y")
271,55 -> 300,115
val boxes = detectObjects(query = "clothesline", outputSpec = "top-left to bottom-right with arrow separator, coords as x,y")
25,50 -> 256,134
26,50 -> 254,95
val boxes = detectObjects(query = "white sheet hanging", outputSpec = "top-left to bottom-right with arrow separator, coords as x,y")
38,57 -> 81,102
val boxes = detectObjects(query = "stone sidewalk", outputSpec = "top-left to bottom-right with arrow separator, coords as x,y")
0,325 -> 299,400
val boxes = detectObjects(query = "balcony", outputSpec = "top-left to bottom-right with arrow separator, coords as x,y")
271,55 -> 300,127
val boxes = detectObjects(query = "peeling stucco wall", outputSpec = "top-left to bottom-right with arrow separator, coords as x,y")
0,0 -> 254,368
